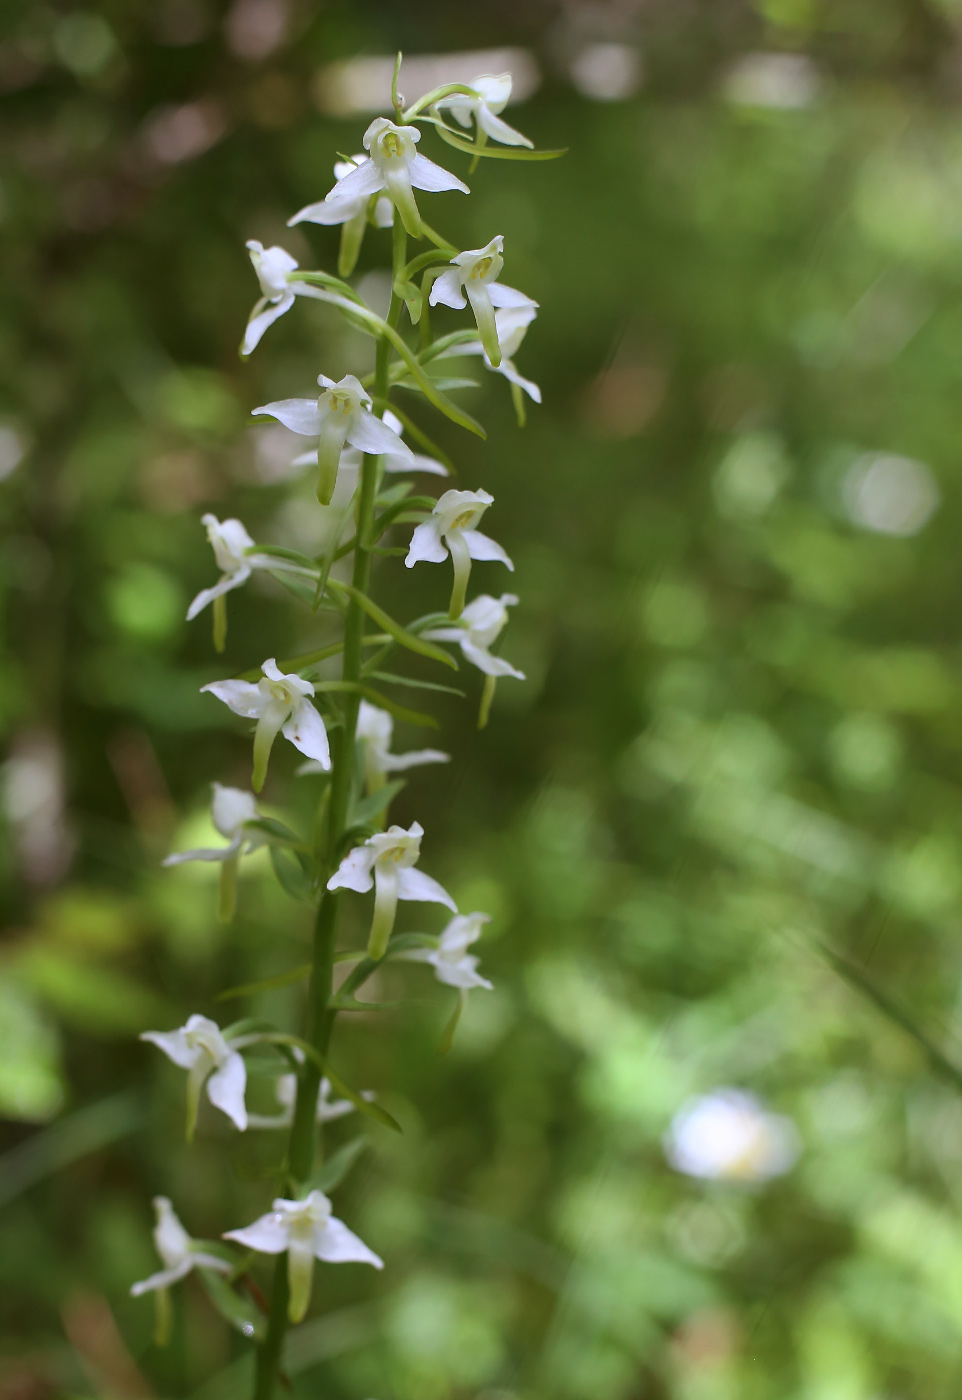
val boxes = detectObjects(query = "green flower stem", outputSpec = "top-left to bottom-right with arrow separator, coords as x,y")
252,217 -> 408,1400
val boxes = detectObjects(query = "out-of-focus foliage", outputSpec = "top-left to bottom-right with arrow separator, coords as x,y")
5,1 -> 962,1397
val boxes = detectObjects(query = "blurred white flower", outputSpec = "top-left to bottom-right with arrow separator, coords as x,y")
435,72 -> 532,146
141,1015 -> 249,1135
242,241 -> 302,356
664,1090 -> 800,1183
247,1073 -> 369,1129
186,514 -> 312,631
422,593 -> 524,679
439,303 -> 541,405
324,117 -> 468,239
224,1189 -> 382,1323
202,659 -> 330,792
131,1197 -> 231,1296
163,783 -> 265,921
300,699 -> 448,790
328,820 -> 456,959
842,452 -> 940,536
405,912 -> 493,990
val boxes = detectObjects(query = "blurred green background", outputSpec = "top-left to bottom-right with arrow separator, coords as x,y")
7,1 -> 962,1396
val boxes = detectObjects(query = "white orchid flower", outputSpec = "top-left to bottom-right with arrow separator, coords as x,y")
406,488 -> 513,619
242,241 -> 306,357
224,1189 -> 383,1323
664,1090 -> 800,1183
253,374 -> 412,505
422,593 -> 524,679
435,73 -> 533,149
324,117 -> 468,239
440,304 -> 541,409
186,514 -> 313,651
328,820 -> 456,960
202,659 -> 330,793
163,783 -> 265,922
288,154 -> 393,278
406,912 -> 493,991
247,1074 -> 369,1130
430,236 -> 537,367
131,1196 -> 231,1297
141,1014 -> 249,1137
290,408 -> 447,481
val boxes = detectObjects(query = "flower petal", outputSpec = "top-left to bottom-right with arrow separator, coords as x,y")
325,161 -> 383,202
242,292 -> 295,357
186,569 -> 250,622
288,197 -> 361,226
252,399 -> 322,436
381,748 -> 450,772
140,1029 -> 198,1070
313,1217 -> 383,1268
405,521 -> 447,567
347,412 -> 414,460
488,283 -> 538,310
463,530 -> 514,569
461,640 -> 525,679
429,269 -> 467,310
224,1212 -> 290,1255
206,1051 -> 248,1131
408,153 -> 469,195
130,1259 -> 193,1297
201,679 -> 266,720
496,358 -> 542,404
282,701 -> 331,769
477,105 -> 534,148
327,844 -> 376,894
396,866 -> 458,910
163,836 -> 241,866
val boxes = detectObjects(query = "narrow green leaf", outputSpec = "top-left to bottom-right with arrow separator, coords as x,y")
198,1269 -> 266,1341
270,847 -> 315,903
216,964 -> 312,1003
250,544 -> 319,572
328,580 -> 457,670
305,1136 -> 368,1195
358,686 -> 440,730
432,120 -> 567,161
349,780 -> 405,829
365,670 -> 465,698
323,1065 -> 402,1133
244,816 -> 306,849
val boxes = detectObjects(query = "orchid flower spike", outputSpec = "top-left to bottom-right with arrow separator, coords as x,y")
141,1014 -> 249,1138
435,73 -> 533,149
253,374 -> 412,505
324,116 -> 468,239
406,488 -> 513,620
202,659 -> 330,793
242,241 -> 307,357
441,304 -> 542,415
430,236 -> 537,367
131,1197 -> 231,1298
163,783 -> 265,922
406,912 -> 494,991
328,820 -> 456,960
289,154 -> 393,278
247,1074 -> 370,1130
187,514 -> 314,652
422,594 -> 525,679
224,1189 -> 383,1324
290,408 -> 448,481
